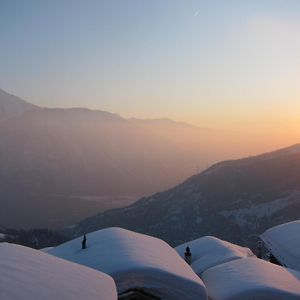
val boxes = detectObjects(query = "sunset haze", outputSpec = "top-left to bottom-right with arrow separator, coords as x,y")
1,0 -> 299,140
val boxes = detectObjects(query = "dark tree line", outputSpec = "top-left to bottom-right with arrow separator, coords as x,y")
1,228 -> 67,249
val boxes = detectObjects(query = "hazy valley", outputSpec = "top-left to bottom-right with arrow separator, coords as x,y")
0,88 -> 291,229
72,144 -> 300,249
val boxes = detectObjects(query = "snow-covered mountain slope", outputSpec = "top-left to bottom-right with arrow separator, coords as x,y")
176,236 -> 254,275
0,88 -> 39,119
0,242 -> 117,300
260,220 -> 300,271
202,257 -> 300,300
48,228 -> 207,300
1,88 -> 298,230
72,144 -> 300,249
0,88 -> 250,229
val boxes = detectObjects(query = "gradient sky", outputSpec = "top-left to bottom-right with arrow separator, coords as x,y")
1,0 -> 300,133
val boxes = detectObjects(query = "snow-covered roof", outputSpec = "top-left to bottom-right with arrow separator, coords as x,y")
202,257 -> 300,300
0,242 -> 117,300
175,236 -> 254,275
49,227 -> 207,300
39,246 -> 54,253
260,220 -> 300,271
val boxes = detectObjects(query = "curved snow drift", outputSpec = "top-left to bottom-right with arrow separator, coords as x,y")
202,257 -> 300,300
49,227 -> 207,300
176,236 -> 254,275
260,220 -> 300,271
0,243 -> 117,300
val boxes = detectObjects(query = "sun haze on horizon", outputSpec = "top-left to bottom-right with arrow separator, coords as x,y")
0,0 -> 300,138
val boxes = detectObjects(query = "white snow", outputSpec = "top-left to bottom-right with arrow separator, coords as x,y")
0,242 -> 117,300
39,246 -> 54,253
260,220 -> 300,271
176,236 -> 254,275
202,257 -> 300,300
220,192 -> 300,227
49,227 -> 207,300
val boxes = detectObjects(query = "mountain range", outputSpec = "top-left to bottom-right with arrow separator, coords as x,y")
72,144 -> 300,249
0,88 -> 298,232
0,88 -> 261,229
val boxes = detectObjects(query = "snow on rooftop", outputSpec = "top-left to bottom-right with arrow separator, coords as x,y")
39,246 -> 54,253
175,236 -> 254,275
49,227 -> 207,300
260,220 -> 300,271
202,257 -> 300,300
0,242 -> 117,300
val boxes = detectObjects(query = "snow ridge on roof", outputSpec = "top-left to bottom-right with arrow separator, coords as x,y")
49,227 -> 207,300
202,257 -> 300,300
260,220 -> 300,271
176,236 -> 254,275
0,242 -> 117,300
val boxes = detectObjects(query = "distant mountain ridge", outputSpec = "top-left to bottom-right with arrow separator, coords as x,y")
0,89 -> 39,119
72,144 -> 300,249
0,88 -> 239,229
0,88 -> 297,230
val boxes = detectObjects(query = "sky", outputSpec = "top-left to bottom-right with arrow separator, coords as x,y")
1,0 -> 300,135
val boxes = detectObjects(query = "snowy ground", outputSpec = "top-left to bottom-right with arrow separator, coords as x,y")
0,243 -> 117,300
3,224 -> 300,300
48,227 -> 207,300
39,246 -> 54,252
176,235 -> 254,275
260,220 -> 300,271
220,191 -> 300,227
202,257 -> 300,300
